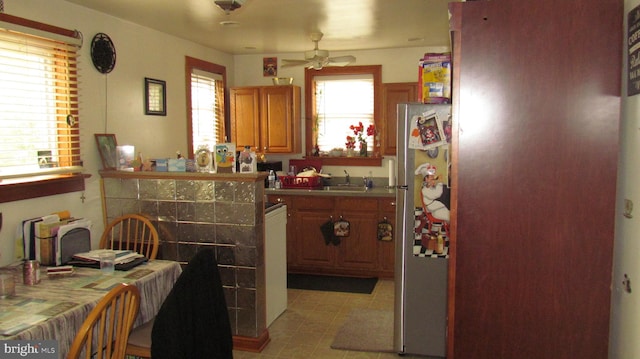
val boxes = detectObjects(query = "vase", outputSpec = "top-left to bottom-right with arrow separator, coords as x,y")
346,149 -> 355,157
359,143 -> 367,157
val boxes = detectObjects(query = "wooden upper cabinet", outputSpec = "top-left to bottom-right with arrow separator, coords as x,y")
381,82 -> 418,156
230,87 -> 260,149
230,85 -> 301,154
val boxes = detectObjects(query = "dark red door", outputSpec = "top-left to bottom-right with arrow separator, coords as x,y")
449,1 -> 622,358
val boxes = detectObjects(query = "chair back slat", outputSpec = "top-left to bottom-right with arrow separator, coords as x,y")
100,214 -> 159,260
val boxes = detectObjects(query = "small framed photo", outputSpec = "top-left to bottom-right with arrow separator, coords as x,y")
145,77 -> 166,116
263,57 -> 277,77
95,133 -> 118,170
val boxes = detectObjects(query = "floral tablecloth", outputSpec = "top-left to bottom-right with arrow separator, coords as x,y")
0,260 -> 182,358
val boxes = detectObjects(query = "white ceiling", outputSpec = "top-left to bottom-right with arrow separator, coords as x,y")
63,0 -> 456,55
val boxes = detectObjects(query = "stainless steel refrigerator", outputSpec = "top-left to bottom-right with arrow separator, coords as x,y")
394,103 -> 450,357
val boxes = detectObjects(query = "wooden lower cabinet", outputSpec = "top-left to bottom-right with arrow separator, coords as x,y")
294,197 -> 334,268
267,194 -> 395,278
378,197 -> 396,275
335,198 -> 379,272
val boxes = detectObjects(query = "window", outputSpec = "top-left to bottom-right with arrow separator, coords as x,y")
315,75 -> 374,152
0,14 -> 84,203
185,56 -> 226,157
304,65 -> 382,166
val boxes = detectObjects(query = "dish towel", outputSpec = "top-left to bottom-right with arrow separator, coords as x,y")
320,219 -> 340,245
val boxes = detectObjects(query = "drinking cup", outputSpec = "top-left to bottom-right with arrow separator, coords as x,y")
99,252 -> 116,274
0,274 -> 15,298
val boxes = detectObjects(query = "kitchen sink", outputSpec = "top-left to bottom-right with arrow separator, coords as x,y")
322,185 -> 369,192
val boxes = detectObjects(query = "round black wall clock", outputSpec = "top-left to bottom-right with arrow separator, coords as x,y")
90,33 -> 116,74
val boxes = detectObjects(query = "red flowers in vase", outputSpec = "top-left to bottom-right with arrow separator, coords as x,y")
348,122 -> 376,156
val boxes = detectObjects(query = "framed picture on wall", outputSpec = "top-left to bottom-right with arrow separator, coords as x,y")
145,77 -> 166,116
263,57 -> 277,77
95,133 -> 118,170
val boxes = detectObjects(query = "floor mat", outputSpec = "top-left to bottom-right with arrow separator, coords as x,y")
330,308 -> 394,353
286,274 -> 378,294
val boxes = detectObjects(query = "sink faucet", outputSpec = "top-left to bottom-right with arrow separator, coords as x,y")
344,170 -> 350,185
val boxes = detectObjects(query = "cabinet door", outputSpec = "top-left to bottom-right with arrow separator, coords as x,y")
382,82 -> 418,155
230,87 -> 260,149
378,198 -> 396,277
261,86 -> 301,153
335,198 -> 379,271
291,197 -> 335,270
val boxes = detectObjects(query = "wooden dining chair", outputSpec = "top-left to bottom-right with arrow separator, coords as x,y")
67,283 -> 141,359
99,214 -> 159,260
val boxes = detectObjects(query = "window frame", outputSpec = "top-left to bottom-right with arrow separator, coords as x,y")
0,13 -> 85,204
304,65 -> 382,166
185,56 -> 227,159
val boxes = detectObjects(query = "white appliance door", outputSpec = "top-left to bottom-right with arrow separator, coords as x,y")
394,103 -> 449,357
265,204 -> 287,327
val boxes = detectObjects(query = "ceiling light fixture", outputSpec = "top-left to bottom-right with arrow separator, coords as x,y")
214,0 -> 246,15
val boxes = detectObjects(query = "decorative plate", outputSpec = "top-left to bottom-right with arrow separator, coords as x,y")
90,33 -> 116,74
195,147 -> 211,170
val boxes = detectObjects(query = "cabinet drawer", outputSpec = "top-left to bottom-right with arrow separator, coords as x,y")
296,196 -> 334,210
337,198 -> 378,211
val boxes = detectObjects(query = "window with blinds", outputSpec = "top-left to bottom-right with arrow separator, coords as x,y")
314,75 -> 374,152
190,69 -> 224,152
0,24 -> 81,179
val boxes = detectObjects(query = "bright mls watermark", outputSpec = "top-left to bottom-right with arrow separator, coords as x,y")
2,341 -> 58,358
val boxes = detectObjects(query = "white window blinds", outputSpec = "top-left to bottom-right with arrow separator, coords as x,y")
0,24 -> 81,179
191,69 -> 224,151
314,75 -> 374,152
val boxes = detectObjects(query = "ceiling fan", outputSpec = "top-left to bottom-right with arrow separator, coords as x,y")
281,32 -> 356,70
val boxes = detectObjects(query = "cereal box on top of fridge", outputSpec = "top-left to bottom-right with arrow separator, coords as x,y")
419,53 -> 451,104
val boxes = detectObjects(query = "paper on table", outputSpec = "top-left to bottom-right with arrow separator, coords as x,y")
72,250 -> 143,264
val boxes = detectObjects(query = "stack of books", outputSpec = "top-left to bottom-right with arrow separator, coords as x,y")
69,250 -> 147,271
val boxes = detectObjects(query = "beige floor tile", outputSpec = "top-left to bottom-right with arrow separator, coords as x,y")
235,280 -> 399,359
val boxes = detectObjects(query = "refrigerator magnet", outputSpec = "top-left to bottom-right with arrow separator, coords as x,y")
408,110 -> 447,150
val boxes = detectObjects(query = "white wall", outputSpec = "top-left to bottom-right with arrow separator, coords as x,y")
610,1 -> 640,357
0,0 -> 234,266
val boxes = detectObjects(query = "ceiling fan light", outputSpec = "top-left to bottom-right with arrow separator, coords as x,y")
214,0 -> 245,14
305,49 -> 329,60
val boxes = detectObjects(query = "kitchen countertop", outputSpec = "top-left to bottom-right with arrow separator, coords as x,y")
265,186 -> 396,198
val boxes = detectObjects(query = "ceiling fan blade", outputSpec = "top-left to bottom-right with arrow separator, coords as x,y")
327,55 -> 356,66
281,59 -> 311,67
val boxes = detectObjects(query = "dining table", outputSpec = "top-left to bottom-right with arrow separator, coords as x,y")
0,260 -> 182,359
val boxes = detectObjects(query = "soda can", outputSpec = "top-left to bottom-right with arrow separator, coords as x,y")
23,260 -> 40,285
